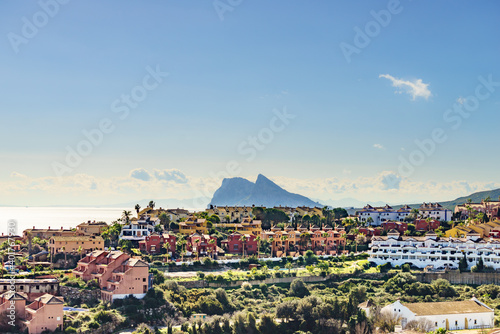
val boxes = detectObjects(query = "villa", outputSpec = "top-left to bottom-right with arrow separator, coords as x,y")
119,215 -> 159,241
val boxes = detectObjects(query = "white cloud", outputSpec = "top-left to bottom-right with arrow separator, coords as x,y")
379,74 -> 432,100
153,169 -> 188,184
129,168 -> 152,181
373,144 -> 384,150
457,96 -> 466,105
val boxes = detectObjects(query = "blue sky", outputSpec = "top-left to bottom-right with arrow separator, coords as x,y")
0,0 -> 499,207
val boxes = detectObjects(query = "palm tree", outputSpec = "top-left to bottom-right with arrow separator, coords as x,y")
163,242 -> 171,260
225,215 -> 231,224
177,239 -> 186,262
135,204 -> 141,215
255,236 -> 261,258
355,233 -> 366,253
269,237 -> 274,257
122,210 -> 132,224
26,231 -> 33,255
280,235 -> 288,256
322,232 -> 329,254
0,250 -> 5,278
208,239 -> 216,259
77,246 -> 83,260
285,262 -> 293,276
61,246 -> 67,266
239,235 -> 248,258
148,201 -> 155,209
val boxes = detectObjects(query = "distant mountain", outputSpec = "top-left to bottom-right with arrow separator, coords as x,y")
210,174 -> 322,207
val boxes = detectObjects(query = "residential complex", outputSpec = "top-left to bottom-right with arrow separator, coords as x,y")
73,250 -> 151,301
263,226 -> 346,257
357,203 -> 452,226
368,230 -> 500,270
454,199 -> 500,220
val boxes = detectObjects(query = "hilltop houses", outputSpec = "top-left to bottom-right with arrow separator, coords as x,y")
454,199 -> 500,220
73,250 -> 151,301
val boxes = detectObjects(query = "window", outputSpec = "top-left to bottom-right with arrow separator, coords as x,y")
143,278 -> 146,282
455,321 -> 458,326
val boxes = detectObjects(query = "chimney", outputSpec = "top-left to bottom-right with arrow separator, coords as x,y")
33,226 -> 35,229
61,227 -> 63,230
48,226 -> 50,229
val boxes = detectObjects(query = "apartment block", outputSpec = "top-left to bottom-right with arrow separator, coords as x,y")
73,250 -> 151,301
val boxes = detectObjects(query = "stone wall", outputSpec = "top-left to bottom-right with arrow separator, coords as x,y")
416,272 -> 500,285
60,285 -> 101,302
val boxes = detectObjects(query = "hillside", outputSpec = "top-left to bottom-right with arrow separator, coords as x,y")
391,188 -> 500,211
210,174 -> 321,207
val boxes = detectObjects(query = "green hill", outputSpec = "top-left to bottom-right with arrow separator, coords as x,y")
439,188 -> 500,210
390,188 -> 500,211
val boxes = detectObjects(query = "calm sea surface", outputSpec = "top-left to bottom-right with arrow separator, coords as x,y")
0,207 -> 128,236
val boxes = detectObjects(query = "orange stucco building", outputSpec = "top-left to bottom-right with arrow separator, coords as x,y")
0,292 -> 64,334
73,250 -> 151,301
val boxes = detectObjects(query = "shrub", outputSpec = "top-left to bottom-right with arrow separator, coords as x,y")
197,271 -> 205,279
289,278 -> 310,298
401,263 -> 411,272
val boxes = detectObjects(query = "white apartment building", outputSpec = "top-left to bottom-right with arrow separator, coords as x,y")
357,203 -> 451,226
419,202 -> 452,221
358,205 -> 412,226
368,231 -> 500,270
119,215 -> 159,241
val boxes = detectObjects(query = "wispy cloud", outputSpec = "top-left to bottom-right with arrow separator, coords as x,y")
457,96 -> 466,105
373,144 -> 385,150
379,74 -> 432,100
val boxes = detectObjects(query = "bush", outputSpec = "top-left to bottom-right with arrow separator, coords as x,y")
401,263 -> 411,272
289,278 -> 310,298
377,262 -> 392,273
197,271 -> 205,279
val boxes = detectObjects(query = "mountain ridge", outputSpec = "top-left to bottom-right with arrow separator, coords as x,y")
209,174 -> 322,207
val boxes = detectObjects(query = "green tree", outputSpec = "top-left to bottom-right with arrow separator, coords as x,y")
135,204 -> 141,214
289,278 -> 310,297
